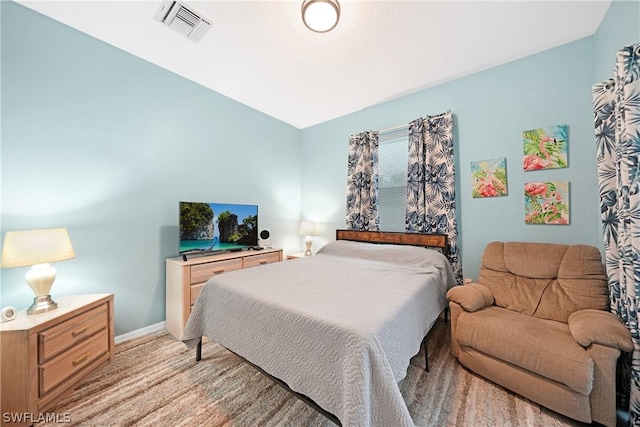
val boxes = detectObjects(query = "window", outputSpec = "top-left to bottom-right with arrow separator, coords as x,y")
378,128 -> 408,232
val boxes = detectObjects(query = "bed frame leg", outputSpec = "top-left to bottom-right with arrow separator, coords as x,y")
196,338 -> 202,362
423,339 -> 429,372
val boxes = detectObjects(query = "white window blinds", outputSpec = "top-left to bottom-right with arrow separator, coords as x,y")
378,128 -> 408,232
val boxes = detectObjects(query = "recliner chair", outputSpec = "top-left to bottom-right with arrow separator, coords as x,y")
447,241 -> 632,426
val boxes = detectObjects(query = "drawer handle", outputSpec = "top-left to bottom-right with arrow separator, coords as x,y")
72,326 -> 88,337
72,352 -> 89,366
259,260 -> 268,265
213,268 -> 225,274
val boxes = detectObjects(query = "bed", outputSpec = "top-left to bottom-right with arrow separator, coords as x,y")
182,230 -> 456,427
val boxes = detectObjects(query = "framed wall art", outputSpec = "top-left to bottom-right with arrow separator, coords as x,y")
471,157 -> 508,198
523,124 -> 568,171
524,181 -> 569,225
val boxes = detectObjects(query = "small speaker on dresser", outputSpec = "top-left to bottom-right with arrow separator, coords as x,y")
0,306 -> 17,322
259,229 -> 272,248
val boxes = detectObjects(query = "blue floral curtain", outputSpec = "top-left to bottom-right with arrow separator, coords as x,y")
406,111 -> 461,283
346,131 -> 380,231
593,43 -> 640,424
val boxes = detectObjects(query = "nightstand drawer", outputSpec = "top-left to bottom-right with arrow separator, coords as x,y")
39,328 -> 109,396
39,304 -> 108,364
190,258 -> 242,284
243,252 -> 281,268
191,283 -> 205,305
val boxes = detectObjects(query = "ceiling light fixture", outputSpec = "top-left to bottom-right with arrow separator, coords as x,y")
301,0 -> 340,33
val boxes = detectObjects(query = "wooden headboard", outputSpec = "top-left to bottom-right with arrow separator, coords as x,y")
336,230 -> 449,256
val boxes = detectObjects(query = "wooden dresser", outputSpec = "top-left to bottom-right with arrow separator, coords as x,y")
166,248 -> 283,339
0,294 -> 114,425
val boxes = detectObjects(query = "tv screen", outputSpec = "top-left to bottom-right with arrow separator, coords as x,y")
179,202 -> 258,254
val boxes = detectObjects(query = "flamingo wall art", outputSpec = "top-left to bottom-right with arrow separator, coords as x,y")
524,181 -> 570,225
471,157 -> 508,198
522,124 -> 568,171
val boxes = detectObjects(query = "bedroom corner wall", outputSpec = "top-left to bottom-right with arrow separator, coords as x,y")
300,37 -> 598,282
0,1 -> 301,335
300,0 -> 638,283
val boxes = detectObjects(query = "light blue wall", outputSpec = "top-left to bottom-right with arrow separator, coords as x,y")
0,2 -> 301,335
594,0 -> 640,83
301,0 -> 638,282
301,37 -> 600,282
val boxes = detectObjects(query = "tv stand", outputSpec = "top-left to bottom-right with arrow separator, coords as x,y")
166,248 -> 283,339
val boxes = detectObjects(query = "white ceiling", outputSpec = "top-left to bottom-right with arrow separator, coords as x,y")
17,0 -> 612,129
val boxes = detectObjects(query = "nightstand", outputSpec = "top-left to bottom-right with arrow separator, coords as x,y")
287,252 -> 313,259
0,294 -> 115,425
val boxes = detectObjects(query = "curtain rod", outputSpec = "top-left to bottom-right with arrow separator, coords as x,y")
378,123 -> 409,134
378,110 -> 450,134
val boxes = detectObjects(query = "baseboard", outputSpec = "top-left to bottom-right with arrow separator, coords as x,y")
115,321 -> 166,344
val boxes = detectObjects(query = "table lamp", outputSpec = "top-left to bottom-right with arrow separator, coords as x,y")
299,221 -> 320,256
1,228 -> 75,314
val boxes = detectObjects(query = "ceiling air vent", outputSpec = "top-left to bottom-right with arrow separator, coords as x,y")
153,1 -> 212,43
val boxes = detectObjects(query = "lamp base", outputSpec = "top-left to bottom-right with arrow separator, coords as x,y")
304,236 -> 313,256
27,295 -> 58,315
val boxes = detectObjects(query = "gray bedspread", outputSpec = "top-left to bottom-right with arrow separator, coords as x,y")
183,240 -> 456,427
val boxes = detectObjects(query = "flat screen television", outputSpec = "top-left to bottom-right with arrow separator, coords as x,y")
179,201 -> 258,255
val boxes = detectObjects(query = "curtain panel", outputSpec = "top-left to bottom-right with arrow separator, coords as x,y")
405,111 -> 462,283
346,131 -> 380,231
593,43 -> 640,423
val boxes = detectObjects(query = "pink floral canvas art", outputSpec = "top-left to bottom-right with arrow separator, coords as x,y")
524,181 -> 569,224
523,124 -> 568,171
471,158 -> 507,198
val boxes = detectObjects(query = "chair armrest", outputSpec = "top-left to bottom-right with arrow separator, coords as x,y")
446,283 -> 494,312
568,309 -> 633,352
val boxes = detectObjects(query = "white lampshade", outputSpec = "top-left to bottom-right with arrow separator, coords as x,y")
1,228 -> 75,267
302,0 -> 340,33
1,228 -> 75,314
299,221 -> 320,236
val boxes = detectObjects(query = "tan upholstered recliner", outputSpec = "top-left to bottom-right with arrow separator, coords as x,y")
447,242 -> 632,426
